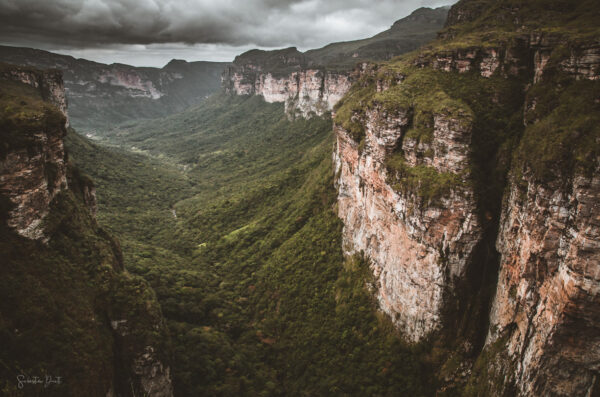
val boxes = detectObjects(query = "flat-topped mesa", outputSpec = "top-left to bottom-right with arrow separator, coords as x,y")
222,47 -> 352,118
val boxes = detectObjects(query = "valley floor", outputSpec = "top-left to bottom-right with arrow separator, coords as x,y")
67,94 -> 440,396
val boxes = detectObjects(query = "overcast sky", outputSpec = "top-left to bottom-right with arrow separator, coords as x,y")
0,0 -> 455,67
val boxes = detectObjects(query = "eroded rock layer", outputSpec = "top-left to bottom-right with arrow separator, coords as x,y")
0,67 -> 69,240
486,168 -> 600,396
333,104 -> 481,341
332,1 -> 600,394
222,51 -> 352,118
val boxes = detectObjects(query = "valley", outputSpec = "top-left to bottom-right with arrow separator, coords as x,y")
66,95 -> 436,395
1,0 -> 599,396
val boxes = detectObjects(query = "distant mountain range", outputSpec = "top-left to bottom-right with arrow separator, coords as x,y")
230,6 -> 449,74
0,46 -> 228,132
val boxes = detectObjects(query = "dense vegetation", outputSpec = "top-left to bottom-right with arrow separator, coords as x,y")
0,77 -> 169,396
68,95 -> 438,395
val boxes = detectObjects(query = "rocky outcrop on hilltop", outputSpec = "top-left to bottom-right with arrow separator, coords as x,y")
0,64 -> 68,121
0,65 -> 173,396
332,0 -> 600,395
0,65 -> 69,240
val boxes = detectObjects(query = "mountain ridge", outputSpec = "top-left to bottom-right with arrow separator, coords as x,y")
222,6 -> 449,118
0,45 -> 229,133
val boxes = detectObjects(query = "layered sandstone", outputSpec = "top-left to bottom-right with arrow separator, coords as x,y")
0,65 -> 174,396
332,1 -> 600,394
333,100 -> 481,342
485,167 -> 600,396
223,63 -> 351,117
0,65 -> 69,122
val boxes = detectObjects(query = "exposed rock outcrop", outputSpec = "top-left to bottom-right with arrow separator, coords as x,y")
223,56 -> 352,117
222,7 -> 451,118
0,65 -> 69,121
333,104 -> 481,340
0,66 -> 69,240
0,46 -> 228,132
485,167 -> 600,396
0,64 -> 174,396
332,1 -> 600,395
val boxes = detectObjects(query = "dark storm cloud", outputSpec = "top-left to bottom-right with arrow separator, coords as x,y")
0,0 -> 453,49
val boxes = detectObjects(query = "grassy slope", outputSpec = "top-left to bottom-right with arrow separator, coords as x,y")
68,94 -> 436,396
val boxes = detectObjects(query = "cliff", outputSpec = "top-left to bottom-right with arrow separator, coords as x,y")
0,65 -> 173,396
333,63 -> 482,341
222,47 -> 352,118
0,46 -> 228,133
222,7 -> 449,118
332,0 -> 599,395
0,64 -> 69,240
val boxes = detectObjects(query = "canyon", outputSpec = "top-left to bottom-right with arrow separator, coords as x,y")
1,0 -> 598,395
223,1 -> 600,395
222,7 -> 448,118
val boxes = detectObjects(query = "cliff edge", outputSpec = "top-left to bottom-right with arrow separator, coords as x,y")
222,7 -> 449,118
0,64 -> 173,396
333,0 -> 599,395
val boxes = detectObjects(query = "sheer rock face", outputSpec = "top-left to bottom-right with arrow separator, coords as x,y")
486,168 -> 600,396
333,103 -> 481,342
0,70 -> 69,240
333,2 -> 599,389
559,43 -> 600,81
223,66 -> 351,117
414,35 -> 600,83
133,346 -> 174,397
0,68 -> 98,238
422,12 -> 600,394
97,66 -> 165,99
1,120 -> 67,240
111,321 -> 174,397
422,28 -> 600,396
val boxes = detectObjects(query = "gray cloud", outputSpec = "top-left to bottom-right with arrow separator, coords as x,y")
0,0 -> 455,65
